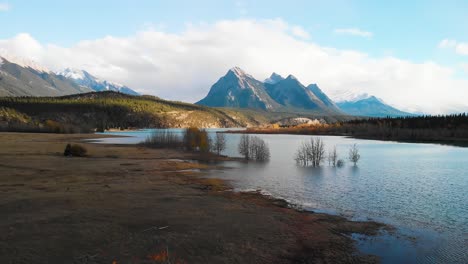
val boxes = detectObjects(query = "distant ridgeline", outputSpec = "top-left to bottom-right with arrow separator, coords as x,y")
0,91 -> 344,133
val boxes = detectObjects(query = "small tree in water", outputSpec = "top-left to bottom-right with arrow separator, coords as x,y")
183,127 -> 210,152
348,144 -> 361,166
238,134 -> 270,161
249,136 -> 270,161
327,146 -> 338,167
213,132 -> 226,155
238,134 -> 250,160
294,137 -> 325,167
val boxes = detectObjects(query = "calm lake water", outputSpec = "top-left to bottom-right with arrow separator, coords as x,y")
95,129 -> 468,263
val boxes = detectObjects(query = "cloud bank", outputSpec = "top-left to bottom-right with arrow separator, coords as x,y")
0,19 -> 467,114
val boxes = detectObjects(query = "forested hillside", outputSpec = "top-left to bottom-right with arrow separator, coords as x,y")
0,91 -> 347,133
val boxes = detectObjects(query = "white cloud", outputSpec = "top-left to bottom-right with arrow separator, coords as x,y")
0,2 -> 10,11
0,19 -> 467,114
456,43 -> 468,55
439,39 -> 468,55
334,28 -> 373,38
460,63 -> 468,74
291,26 -> 310,39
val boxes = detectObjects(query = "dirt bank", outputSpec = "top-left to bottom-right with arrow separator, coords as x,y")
0,133 -> 385,263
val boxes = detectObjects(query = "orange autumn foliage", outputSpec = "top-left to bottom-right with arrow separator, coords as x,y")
183,127 -> 210,152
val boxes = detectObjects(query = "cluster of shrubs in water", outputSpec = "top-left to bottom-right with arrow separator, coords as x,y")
142,128 -> 360,166
143,128 -> 271,161
143,127 -> 227,154
294,137 -> 360,167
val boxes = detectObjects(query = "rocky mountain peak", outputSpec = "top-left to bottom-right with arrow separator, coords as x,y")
264,72 -> 284,84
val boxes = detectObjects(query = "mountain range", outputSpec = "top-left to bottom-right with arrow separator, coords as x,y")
0,54 -> 138,97
196,67 -> 413,117
196,67 -> 342,115
0,55 -> 93,97
336,96 -> 415,117
0,52 -> 414,118
57,68 -> 139,96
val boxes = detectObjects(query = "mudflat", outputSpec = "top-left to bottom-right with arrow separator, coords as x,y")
0,133 -> 384,263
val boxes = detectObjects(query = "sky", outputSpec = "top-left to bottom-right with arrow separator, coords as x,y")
0,0 -> 467,114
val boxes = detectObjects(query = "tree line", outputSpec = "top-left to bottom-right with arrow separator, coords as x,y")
239,113 -> 468,145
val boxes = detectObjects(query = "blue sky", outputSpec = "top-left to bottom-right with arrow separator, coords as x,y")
1,0 -> 467,113
2,0 -> 467,63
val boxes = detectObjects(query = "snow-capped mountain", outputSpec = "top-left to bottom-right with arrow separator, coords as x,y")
264,74 -> 341,113
264,72 -> 284,84
327,88 -> 372,103
0,50 -> 50,73
336,96 -> 416,117
0,52 -> 138,97
196,67 -> 280,110
196,67 -> 342,114
0,55 -> 93,97
57,68 -> 139,96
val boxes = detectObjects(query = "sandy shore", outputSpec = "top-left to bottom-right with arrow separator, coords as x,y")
0,132 -> 385,263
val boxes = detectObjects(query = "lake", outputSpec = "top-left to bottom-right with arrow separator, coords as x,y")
95,129 -> 468,263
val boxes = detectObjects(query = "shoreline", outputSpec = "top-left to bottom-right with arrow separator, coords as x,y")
0,132 -> 388,263
98,126 -> 468,147
223,128 -> 468,147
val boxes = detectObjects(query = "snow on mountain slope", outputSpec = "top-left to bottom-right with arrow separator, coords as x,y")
57,68 -> 85,80
0,50 -> 50,73
328,88 -> 371,103
57,68 -> 139,95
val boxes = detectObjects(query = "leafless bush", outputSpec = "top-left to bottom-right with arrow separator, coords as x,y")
294,141 -> 310,166
238,134 -> 250,160
212,132 -> 226,155
238,134 -> 270,161
294,137 -> 325,167
327,146 -> 338,167
349,144 -> 361,166
143,130 -> 182,148
249,136 -> 270,161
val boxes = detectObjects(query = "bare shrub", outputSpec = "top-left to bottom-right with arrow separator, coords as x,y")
327,146 -> 338,167
238,134 -> 270,161
238,134 -> 250,160
143,130 -> 182,148
349,144 -> 361,166
213,132 -> 226,155
249,136 -> 270,161
294,141 -> 310,166
294,137 -> 325,167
